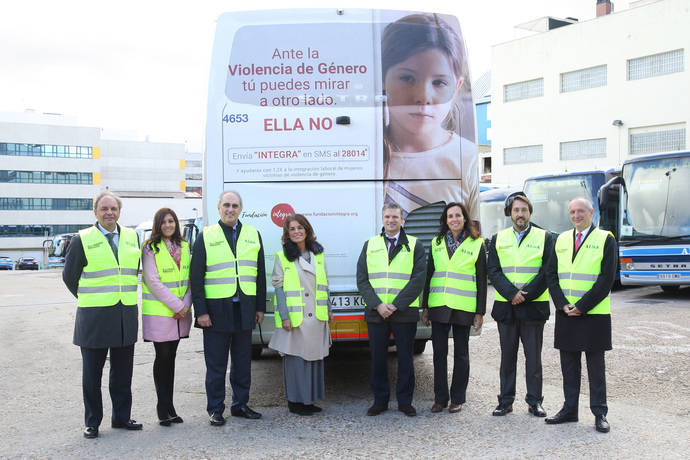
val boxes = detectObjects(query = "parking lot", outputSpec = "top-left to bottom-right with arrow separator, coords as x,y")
1,270 -> 689,459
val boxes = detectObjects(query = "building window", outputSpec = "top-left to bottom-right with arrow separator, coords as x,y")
185,173 -> 203,181
0,224 -> 91,237
0,142 -> 93,159
628,49 -> 684,80
186,186 -> 202,194
0,198 -> 92,211
629,123 -> 686,155
561,65 -> 607,93
560,138 -> 607,160
504,78 -> 543,102
186,160 -> 202,168
0,170 -> 93,185
504,145 -> 543,164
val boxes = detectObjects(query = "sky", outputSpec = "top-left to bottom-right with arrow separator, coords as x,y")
0,0 -> 631,150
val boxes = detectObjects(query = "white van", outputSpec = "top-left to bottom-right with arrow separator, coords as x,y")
204,9 -> 480,357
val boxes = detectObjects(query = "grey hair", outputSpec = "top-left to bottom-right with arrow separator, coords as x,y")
93,190 -> 122,210
217,190 -> 243,208
569,196 -> 594,212
382,202 -> 403,216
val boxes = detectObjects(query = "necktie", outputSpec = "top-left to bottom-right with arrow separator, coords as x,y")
386,237 -> 396,260
105,232 -> 119,262
574,232 -> 583,252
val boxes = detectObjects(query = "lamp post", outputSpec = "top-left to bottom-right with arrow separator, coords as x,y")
612,120 -> 624,165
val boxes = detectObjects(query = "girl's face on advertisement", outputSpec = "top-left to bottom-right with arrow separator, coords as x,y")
385,48 -> 461,137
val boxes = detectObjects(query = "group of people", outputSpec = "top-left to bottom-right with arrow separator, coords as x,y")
63,188 -> 615,440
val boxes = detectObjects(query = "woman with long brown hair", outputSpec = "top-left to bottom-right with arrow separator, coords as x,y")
268,214 -> 332,416
422,202 -> 486,414
141,208 -> 192,426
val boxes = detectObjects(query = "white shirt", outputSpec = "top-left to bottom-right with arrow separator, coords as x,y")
96,223 -> 119,247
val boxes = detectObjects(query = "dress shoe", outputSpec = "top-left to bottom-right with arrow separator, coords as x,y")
366,403 -> 388,416
288,401 -> 313,416
159,419 -> 172,427
209,412 -> 226,426
492,404 -> 513,416
449,403 -> 462,413
398,405 -> 417,417
545,409 -> 578,424
595,415 -> 610,433
231,405 -> 262,419
83,426 -> 98,439
528,403 -> 547,417
111,419 -> 143,430
303,404 -> 322,413
430,403 -> 446,413
169,416 -> 183,424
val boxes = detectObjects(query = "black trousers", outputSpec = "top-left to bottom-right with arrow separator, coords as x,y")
203,328 -> 252,415
80,345 -> 135,428
153,340 -> 180,420
367,321 -> 417,406
431,322 -> 471,405
497,319 -> 545,406
560,349 -> 607,416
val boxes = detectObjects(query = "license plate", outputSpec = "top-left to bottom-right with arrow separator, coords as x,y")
329,295 -> 365,309
658,273 -> 681,280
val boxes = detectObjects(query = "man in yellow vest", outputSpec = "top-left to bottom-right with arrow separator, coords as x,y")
546,197 -> 616,433
488,192 -> 551,418
62,191 -> 142,439
356,202 -> 426,417
190,191 -> 266,425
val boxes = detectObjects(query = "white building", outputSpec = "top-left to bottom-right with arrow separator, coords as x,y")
490,0 -> 689,185
0,113 -> 200,264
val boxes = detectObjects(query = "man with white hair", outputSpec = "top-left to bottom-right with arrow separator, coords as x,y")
545,197 -> 617,433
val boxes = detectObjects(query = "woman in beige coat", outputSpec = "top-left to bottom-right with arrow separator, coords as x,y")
268,214 -> 332,416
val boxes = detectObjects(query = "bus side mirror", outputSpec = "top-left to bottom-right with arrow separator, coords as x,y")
598,176 -> 624,209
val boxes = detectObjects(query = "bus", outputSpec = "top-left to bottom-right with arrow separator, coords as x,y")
602,151 -> 690,291
135,217 -> 202,250
205,9 -> 479,357
43,233 -> 77,268
479,186 -> 522,240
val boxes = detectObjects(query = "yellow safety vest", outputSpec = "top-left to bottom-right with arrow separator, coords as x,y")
142,240 -> 190,317
428,236 -> 482,312
494,227 -> 549,302
77,226 -> 140,307
555,228 -> 611,315
274,251 -> 329,328
365,234 -> 419,307
203,224 -> 260,299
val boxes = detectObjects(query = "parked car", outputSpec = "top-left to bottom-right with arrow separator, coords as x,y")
15,257 -> 39,270
0,256 -> 13,270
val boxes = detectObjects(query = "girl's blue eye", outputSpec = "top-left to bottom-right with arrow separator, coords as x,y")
433,79 -> 449,87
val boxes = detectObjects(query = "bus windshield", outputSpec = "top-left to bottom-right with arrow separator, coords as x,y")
524,174 -> 598,234
621,155 -> 690,239
479,200 -> 511,238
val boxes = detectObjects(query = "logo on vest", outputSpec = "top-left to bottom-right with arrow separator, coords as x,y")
209,241 -> 224,247
271,203 -> 295,227
525,243 -> 542,249
87,242 -> 103,249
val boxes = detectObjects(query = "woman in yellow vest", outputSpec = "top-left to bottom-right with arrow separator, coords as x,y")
268,214 -> 332,416
141,208 -> 192,426
422,202 -> 487,413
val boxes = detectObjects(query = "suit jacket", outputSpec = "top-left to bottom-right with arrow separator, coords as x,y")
488,226 -> 552,322
546,224 -> 617,352
356,228 -> 426,323
190,220 -> 266,333
62,223 -> 139,349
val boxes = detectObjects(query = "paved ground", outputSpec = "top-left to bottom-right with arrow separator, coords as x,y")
1,271 -> 689,459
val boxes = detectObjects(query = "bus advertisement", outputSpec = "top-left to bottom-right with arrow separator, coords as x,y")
205,9 -> 479,353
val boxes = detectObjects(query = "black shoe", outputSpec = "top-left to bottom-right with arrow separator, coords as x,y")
169,416 -> 183,424
231,405 -> 262,419
492,404 -> 513,416
111,419 -> 143,430
209,412 -> 225,426
545,409 -> 578,424
303,404 -> 322,413
595,415 -> 610,433
366,403 -> 388,416
83,426 -> 98,439
288,401 -> 313,416
398,405 -> 417,417
159,419 -> 172,427
528,403 -> 547,417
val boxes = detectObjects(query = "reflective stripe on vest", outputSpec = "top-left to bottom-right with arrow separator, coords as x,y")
365,235 -> 419,307
555,227 -> 611,314
142,240 -> 190,317
77,226 -> 140,307
428,236 -> 482,312
203,224 -> 260,299
494,227 -> 549,302
274,251 -> 329,328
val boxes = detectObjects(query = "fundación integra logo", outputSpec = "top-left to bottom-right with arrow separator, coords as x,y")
271,203 -> 295,227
